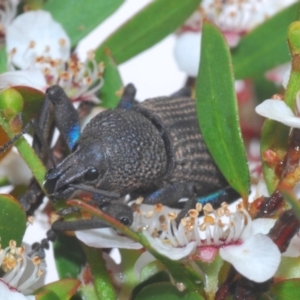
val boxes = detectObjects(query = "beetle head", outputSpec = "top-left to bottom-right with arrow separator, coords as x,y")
44,141 -> 108,200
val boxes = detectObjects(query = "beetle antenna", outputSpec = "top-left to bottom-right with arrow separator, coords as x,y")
68,183 -> 120,200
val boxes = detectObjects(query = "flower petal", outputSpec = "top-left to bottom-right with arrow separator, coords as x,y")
6,10 -> 70,69
174,32 -> 201,77
142,230 -> 196,260
75,228 -> 142,250
0,70 -> 47,92
255,99 -> 300,128
220,234 -> 281,282
251,218 -> 276,236
0,280 -> 35,300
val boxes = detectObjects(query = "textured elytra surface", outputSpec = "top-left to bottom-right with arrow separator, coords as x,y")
79,109 -> 167,194
140,96 -> 227,195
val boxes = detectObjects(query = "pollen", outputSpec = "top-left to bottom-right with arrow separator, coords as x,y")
188,209 -> 199,218
168,212 -> 177,220
154,203 -> 163,213
145,210 -> 154,218
135,196 -> 144,205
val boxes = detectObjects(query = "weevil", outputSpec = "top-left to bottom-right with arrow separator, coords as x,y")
2,84 -> 239,256
42,84 -> 239,219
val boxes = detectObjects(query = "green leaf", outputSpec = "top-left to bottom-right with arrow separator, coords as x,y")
134,282 -> 205,300
196,254 -> 223,299
36,290 -> 60,300
99,52 -> 123,108
119,249 -> 143,300
44,0 -> 124,47
54,233 -> 86,279
270,279 -> 300,299
34,279 -> 81,300
0,194 -> 26,247
82,244 -> 116,300
132,271 -> 170,300
276,256 -> 300,280
14,86 -> 44,125
196,22 -> 250,198
95,0 -> 200,65
232,3 -> 300,79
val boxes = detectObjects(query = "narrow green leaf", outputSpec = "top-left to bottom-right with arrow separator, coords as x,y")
34,279 -> 81,300
196,22 -> 249,198
54,233 -> 86,279
44,0 -> 124,47
270,279 -> 300,300
99,52 -> 123,108
119,249 -> 143,300
82,244 -> 116,300
0,194 -> 26,247
95,0 -> 200,65
232,3 -> 299,79
134,282 -> 205,300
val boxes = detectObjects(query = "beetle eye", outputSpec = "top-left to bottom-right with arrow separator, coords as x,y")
84,168 -> 99,181
120,217 -> 131,226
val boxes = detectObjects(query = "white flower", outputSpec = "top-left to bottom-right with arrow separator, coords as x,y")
75,203 -> 181,250
0,70 -> 47,92
0,240 -> 45,298
255,92 -> 300,128
201,0 -> 296,43
76,227 -> 142,250
6,10 -> 70,70
76,200 -> 280,283
174,0 -> 297,75
5,10 -> 103,102
136,203 -> 280,283
0,280 -> 35,300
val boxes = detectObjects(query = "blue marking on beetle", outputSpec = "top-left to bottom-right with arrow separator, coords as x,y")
197,190 -> 227,205
67,124 -> 81,149
120,101 -> 133,110
148,189 -> 163,201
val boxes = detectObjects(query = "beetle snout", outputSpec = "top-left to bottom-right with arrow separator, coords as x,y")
44,166 -> 76,200
44,167 -> 60,194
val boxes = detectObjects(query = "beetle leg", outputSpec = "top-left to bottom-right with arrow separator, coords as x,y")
143,182 -> 195,207
118,83 -> 138,109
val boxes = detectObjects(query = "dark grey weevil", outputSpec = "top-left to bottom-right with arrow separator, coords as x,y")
43,84 -> 238,224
